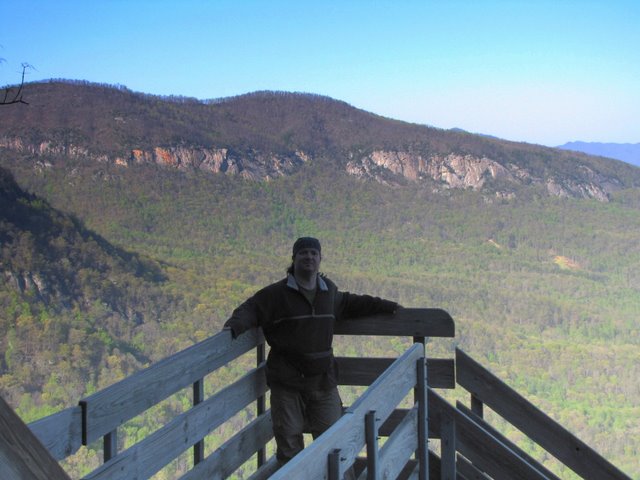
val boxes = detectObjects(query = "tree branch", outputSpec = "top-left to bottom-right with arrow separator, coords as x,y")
1,63 -> 31,106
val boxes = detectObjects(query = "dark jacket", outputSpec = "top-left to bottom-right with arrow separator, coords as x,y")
224,274 -> 397,390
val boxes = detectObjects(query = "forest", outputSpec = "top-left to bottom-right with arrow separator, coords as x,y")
1,147 -> 638,478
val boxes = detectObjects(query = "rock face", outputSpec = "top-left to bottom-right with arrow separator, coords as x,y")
0,137 -> 621,201
0,137 -> 309,180
346,149 -> 617,200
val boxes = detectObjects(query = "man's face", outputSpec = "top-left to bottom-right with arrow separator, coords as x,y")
293,248 -> 321,276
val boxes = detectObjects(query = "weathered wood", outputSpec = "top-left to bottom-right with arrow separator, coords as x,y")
270,344 -> 424,480
470,394 -> 483,418
103,430 -> 117,462
334,308 -> 455,337
430,389 -> 550,480
457,402 -> 561,480
192,378 -> 205,465
28,405 -> 83,461
83,365 -> 268,480
440,408 -> 456,480
378,407 -> 441,439
336,357 -> 455,389
256,342 -> 266,468
456,348 -> 632,480
359,406 -> 418,480
80,328 -> 262,445
456,454 -> 490,480
416,358 -> 429,480
180,410 -> 273,480
0,396 -> 71,480
328,448 -> 342,480
364,411 -> 380,480
245,456 -> 280,480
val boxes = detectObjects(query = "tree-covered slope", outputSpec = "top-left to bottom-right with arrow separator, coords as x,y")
0,166 -> 178,420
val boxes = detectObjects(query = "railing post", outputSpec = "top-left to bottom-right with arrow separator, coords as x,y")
417,358 -> 429,480
328,448 -> 343,480
103,429 -> 117,462
440,409 -> 456,480
256,341 -> 266,467
193,378 -> 204,465
470,394 -> 483,418
365,410 -> 380,480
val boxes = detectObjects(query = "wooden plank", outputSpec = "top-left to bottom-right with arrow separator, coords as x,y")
358,406 -> 418,480
270,344 -> 424,480
334,308 -> 454,338
0,396 -> 71,480
80,328 -> 262,444
457,402 -> 561,480
364,411 -> 380,480
456,348 -> 632,480
430,389 -> 550,480
245,456 -> 280,480
336,357 -> 455,389
378,407 -> 442,439
180,411 -> 273,480
192,379 -> 205,465
83,366 -> 268,480
440,409 -> 456,480
28,405 -> 83,461
456,454 -> 491,480
416,358 -> 429,480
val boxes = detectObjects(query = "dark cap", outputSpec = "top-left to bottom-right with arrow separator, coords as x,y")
292,237 -> 321,256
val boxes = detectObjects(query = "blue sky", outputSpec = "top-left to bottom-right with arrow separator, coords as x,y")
2,0 -> 639,146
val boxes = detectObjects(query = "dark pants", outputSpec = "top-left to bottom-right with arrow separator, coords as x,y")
271,385 -> 355,480
270,385 -> 343,463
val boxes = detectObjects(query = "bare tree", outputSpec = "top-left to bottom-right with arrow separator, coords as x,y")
1,61 -> 31,106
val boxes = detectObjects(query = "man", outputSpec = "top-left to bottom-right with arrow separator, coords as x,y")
224,237 -> 399,466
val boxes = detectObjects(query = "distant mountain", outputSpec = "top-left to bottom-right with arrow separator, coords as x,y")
2,80 -> 640,202
557,141 -> 640,168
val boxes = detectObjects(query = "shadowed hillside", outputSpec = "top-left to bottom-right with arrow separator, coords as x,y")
0,166 -> 177,419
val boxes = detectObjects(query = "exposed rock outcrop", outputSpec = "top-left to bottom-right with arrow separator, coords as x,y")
0,137 -> 309,180
0,137 -> 621,201
346,149 -> 617,200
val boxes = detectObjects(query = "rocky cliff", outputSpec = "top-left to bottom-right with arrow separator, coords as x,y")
1,135 -> 619,201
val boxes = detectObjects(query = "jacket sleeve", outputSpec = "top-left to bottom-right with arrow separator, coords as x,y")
336,291 -> 398,321
224,295 -> 260,338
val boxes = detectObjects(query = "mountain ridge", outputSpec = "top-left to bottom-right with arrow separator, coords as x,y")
557,141 -> 640,167
2,80 -> 640,201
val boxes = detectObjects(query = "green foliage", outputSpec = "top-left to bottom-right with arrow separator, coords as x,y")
1,149 -> 639,477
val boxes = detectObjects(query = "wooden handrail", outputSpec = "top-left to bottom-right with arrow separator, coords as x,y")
0,396 -> 71,480
83,365 -> 268,480
334,307 -> 454,337
20,308 -> 452,479
80,328 -> 263,445
456,347 -> 632,480
28,405 -> 83,461
270,343 -> 427,480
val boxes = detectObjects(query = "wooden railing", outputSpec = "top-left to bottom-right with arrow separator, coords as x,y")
12,308 -> 454,479
271,342 -> 429,480
451,348 -> 631,480
1,306 -> 632,479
